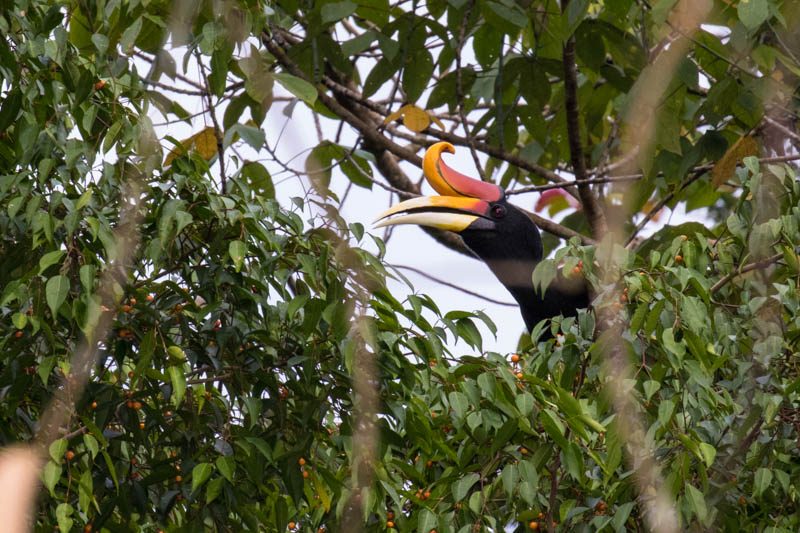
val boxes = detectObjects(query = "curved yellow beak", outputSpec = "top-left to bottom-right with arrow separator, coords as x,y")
374,143 -> 503,232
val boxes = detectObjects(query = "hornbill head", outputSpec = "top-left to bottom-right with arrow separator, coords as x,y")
375,142 -> 587,333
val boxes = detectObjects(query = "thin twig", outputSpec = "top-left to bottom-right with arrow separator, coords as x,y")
560,0 -> 607,237
391,264 -> 517,307
455,0 -> 487,181
710,253 -> 783,294
196,52 -> 227,191
507,174 -> 642,195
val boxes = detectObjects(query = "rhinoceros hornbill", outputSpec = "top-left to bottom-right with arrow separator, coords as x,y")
375,142 -> 589,333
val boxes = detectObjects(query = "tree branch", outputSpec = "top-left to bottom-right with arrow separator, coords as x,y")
561,0 -> 607,238
710,253 -> 783,294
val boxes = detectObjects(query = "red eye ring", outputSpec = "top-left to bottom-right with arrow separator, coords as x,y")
491,204 -> 506,218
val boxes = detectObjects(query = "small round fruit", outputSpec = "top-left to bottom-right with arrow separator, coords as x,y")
299,457 -> 306,466
65,451 -> 75,460
510,354 -> 520,363
386,521 -> 394,529
529,522 -> 539,530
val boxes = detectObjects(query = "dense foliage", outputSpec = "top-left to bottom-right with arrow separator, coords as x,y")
1,0 -> 800,532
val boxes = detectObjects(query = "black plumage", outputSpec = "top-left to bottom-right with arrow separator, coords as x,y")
376,142 -> 588,334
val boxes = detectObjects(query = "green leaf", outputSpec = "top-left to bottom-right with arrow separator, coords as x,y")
0,89 -> 22,133
448,391 -> 468,420
754,467 -> 772,498
39,250 -> 65,274
206,476 -> 224,504
169,365 -> 187,406
274,73 -> 317,106
229,240 -> 247,272
501,463 -> 519,497
216,456 -> 235,482
56,502 -> 74,533
239,161 -> 274,199
43,460 -> 62,497
91,33 -> 109,53
738,0 -> 769,30
698,442 -> 716,468
685,484 -> 707,524
452,473 -> 479,501
321,1 -> 357,24
12,312 -> 27,330
532,258 -> 557,295
46,275 -> 70,317
83,433 -> 99,459
418,509 -> 437,533
120,17 -> 143,53
230,123 -> 265,151
612,501 -> 634,532
192,462 -> 213,494
49,438 -> 68,463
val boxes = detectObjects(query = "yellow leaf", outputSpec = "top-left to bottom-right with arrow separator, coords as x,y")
383,104 -> 443,133
163,126 -> 219,167
383,109 -> 403,125
711,135 -> 758,189
402,105 -> 430,132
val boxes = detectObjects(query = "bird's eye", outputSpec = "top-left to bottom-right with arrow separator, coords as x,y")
490,204 -> 506,218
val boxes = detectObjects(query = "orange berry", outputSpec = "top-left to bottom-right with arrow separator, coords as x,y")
426,460 -> 433,467
675,255 -> 683,262
118,329 -> 128,338
85,525 -> 92,532
387,511 -> 394,520
516,372 -> 524,379
91,401 -> 97,409
598,433 -> 604,439
133,401 -> 142,410
571,266 -> 581,275
529,522 -> 539,530
65,450 -> 75,460
429,361 -> 437,366
205,391 -> 212,399
510,354 -> 520,363
129,298 -> 136,305
299,457 -> 306,466
423,490 -> 431,499
520,447 -> 528,454
120,305 -> 132,313
94,80 -> 106,90
126,400 -> 134,408
302,470 -> 309,479
176,475 -> 182,482
128,371 -> 135,378
386,521 -> 394,529
146,294 -> 154,301
14,331 -> 23,338
739,497 -> 746,504
139,422 -> 145,429
538,512 -> 544,519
